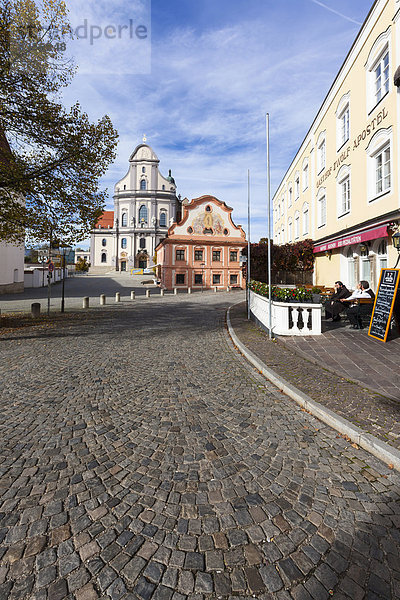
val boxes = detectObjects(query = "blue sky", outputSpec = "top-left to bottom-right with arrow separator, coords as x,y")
62,0 -> 373,245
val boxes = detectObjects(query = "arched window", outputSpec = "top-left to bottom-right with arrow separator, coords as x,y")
162,185 -> 165,190
288,218 -> 292,243
140,237 -> 146,249
294,211 -> 300,239
101,252 -> 106,263
139,205 -> 148,223
102,238 -> 107,247
121,238 -> 127,249
140,179 -> 147,190
302,203 -> 309,235
160,212 -> 167,227
121,212 -> 127,227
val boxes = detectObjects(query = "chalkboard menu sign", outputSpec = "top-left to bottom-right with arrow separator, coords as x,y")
368,268 -> 400,342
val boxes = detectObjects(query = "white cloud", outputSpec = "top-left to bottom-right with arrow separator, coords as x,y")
62,0 -> 369,242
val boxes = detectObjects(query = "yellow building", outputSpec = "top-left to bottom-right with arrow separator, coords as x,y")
273,0 -> 400,291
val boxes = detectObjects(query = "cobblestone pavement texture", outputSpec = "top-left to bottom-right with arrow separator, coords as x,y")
1,293 -> 400,600
281,316 -> 400,403
230,302 -> 400,453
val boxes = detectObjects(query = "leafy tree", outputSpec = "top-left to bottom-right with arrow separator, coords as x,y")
75,256 -> 89,272
0,0 -> 118,245
243,239 -> 315,282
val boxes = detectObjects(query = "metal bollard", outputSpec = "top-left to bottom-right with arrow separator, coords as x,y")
174,288 -> 178,295
130,290 -> 135,300
31,302 -> 41,318
226,286 -> 230,292
83,297 -> 89,309
214,286 -> 218,293
160,289 -> 164,297
115,292 -> 120,302
100,294 -> 106,305
187,287 -> 191,294
146,289 -> 151,298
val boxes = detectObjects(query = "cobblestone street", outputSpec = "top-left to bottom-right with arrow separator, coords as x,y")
1,294 -> 400,600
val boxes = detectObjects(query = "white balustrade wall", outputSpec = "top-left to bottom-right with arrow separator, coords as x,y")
249,290 -> 322,336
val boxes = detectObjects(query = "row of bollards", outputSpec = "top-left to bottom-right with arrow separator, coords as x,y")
29,286 -> 233,316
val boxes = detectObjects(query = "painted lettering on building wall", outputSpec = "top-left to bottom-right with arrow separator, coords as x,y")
316,107 -> 388,188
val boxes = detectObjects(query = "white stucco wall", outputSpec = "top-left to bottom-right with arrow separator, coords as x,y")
0,241 -> 24,294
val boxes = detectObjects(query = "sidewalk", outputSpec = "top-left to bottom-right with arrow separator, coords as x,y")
228,302 -> 400,454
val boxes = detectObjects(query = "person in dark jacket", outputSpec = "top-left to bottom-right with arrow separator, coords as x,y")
341,280 -> 375,329
325,281 -> 351,321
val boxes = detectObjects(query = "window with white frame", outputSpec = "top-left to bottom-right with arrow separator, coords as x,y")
302,203 -> 309,236
295,174 -> 300,200
288,218 -> 292,243
366,29 -> 391,113
366,127 -> 392,201
317,188 -> 326,228
278,202 -> 281,220
121,212 -> 127,227
288,185 -> 293,207
317,131 -> 326,173
294,211 -> 300,239
336,93 -> 350,149
336,165 -> 351,217
374,50 -> 389,104
375,145 -> 391,195
281,197 -> 285,217
281,226 -> 285,244
302,159 -> 309,191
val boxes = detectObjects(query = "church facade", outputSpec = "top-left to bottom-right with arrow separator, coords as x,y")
90,142 -> 180,271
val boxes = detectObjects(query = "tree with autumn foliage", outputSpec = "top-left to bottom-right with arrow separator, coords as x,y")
243,239 -> 315,282
0,0 -> 118,245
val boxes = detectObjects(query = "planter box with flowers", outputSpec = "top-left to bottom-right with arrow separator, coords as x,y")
248,280 -> 322,336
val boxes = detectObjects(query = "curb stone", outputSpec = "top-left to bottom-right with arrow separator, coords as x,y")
227,303 -> 400,472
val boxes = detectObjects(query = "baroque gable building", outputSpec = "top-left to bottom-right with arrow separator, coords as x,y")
90,142 -> 180,271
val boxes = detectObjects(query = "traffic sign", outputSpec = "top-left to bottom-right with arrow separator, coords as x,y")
48,261 -> 54,272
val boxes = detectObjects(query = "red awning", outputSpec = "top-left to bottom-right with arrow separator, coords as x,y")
314,224 -> 388,253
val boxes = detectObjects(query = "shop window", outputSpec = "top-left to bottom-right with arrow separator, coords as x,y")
176,249 -> 185,261
377,239 -> 388,277
213,274 -> 221,284
194,273 -> 203,285
230,274 -> 238,285
212,250 -> 221,261
194,249 -> 203,261
176,273 -> 185,285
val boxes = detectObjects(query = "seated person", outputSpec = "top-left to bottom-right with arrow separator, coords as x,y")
325,281 -> 351,321
341,280 -> 375,329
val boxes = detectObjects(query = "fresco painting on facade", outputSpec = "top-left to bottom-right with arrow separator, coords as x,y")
272,0 -> 400,293
156,195 -> 247,290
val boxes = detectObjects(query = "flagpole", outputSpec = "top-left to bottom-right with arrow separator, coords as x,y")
266,114 -> 272,339
247,169 -> 251,319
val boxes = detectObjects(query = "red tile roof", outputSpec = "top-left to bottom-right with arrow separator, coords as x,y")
96,210 -> 114,229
